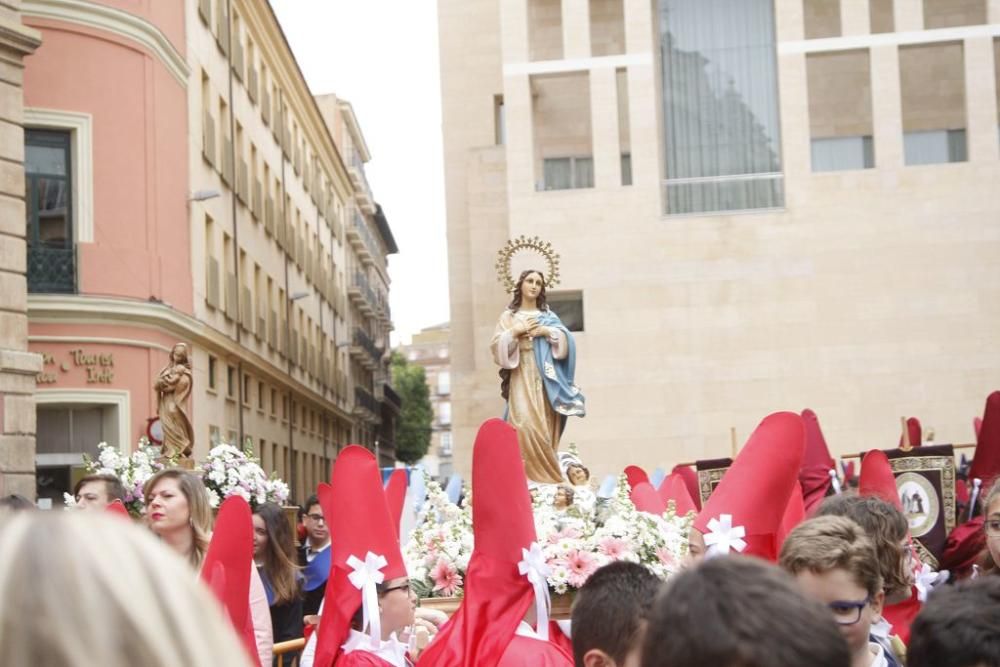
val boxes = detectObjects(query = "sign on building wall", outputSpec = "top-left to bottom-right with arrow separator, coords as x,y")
35,349 -> 115,385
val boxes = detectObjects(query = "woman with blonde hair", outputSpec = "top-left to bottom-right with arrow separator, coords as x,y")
0,511 -> 252,666
144,468 -> 273,664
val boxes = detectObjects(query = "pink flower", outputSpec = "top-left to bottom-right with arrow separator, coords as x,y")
546,526 -> 582,544
656,547 -> 677,569
430,558 -> 463,597
598,537 -> 631,560
560,549 -> 599,588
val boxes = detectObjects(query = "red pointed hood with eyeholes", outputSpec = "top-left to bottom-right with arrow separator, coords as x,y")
859,450 -> 903,511
898,417 -> 922,448
624,465 -> 649,490
416,419 -> 539,667
670,464 -> 701,510
658,473 -> 697,516
384,468 -> 408,540
693,412 -> 806,561
631,481 -> 666,516
968,391 -> 1000,487
314,445 -> 406,667
800,409 -> 836,513
199,495 -> 257,664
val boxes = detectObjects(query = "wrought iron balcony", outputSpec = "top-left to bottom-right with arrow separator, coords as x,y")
27,245 -> 75,294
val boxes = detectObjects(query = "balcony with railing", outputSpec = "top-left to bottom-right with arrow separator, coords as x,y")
382,382 -> 401,413
347,208 -> 380,266
350,327 -> 381,370
27,245 -> 75,293
353,385 -> 380,422
348,151 -> 376,214
347,270 -> 377,315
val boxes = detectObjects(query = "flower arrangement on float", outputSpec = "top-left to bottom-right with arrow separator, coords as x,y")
199,442 -> 290,509
63,439 -> 166,517
64,440 -> 290,515
404,473 -> 692,599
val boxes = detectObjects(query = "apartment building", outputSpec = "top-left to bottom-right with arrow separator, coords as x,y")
439,0 -> 1000,478
19,0 -> 397,503
399,322 -> 454,479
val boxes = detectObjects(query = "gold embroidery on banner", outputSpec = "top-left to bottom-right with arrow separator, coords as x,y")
889,455 -> 956,534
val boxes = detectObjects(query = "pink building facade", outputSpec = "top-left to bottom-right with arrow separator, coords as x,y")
21,0 -> 396,504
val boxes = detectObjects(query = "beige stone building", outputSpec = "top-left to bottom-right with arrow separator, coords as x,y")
399,323 -> 454,479
16,0 -> 397,503
439,0 -> 1000,479
0,4 -> 41,498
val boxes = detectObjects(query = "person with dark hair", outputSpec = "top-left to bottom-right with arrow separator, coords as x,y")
571,561 -> 661,667
907,576 -> 1000,667
73,473 -> 125,510
253,502 -> 303,664
298,493 -> 331,620
641,556 -> 850,667
0,494 -> 33,512
491,269 -> 586,484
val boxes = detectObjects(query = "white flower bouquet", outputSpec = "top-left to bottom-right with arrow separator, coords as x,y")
64,440 -> 166,517
404,473 -> 692,598
199,442 -> 290,509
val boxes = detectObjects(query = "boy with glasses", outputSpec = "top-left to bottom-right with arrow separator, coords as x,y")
780,515 -> 896,667
299,494 -> 332,620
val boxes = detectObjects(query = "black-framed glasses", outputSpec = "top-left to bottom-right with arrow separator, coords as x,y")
828,597 -> 871,626
984,519 -> 1000,537
382,581 -> 412,596
305,513 -> 325,523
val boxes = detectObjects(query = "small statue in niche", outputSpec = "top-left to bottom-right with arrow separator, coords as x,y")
155,342 -> 195,461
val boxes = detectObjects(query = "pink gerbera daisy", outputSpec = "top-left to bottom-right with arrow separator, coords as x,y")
430,558 -> 463,597
547,526 -> 582,544
598,537 -> 631,560
561,549 -> 599,588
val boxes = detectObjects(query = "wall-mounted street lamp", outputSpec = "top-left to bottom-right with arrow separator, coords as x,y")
189,189 -> 221,202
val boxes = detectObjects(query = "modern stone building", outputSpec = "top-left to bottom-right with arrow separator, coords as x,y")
18,0 -> 397,504
438,0 -> 1000,478
399,322 -> 454,480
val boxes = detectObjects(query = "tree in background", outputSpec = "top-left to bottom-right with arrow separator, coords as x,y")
391,351 -> 433,464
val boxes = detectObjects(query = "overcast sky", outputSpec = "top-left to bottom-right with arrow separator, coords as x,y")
270,1 -> 450,346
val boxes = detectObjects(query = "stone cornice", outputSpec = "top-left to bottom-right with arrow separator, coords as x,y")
22,0 -> 188,87
27,294 -> 352,420
0,15 -> 42,56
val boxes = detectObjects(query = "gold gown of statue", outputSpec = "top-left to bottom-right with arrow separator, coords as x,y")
492,309 -> 566,484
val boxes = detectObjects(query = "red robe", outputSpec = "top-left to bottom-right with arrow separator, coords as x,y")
498,634 -> 573,667
335,651 -> 412,667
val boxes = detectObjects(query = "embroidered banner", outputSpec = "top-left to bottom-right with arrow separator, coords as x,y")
885,444 -> 956,568
695,457 -> 732,507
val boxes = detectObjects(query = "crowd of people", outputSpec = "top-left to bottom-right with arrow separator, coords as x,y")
1,409 -> 1000,667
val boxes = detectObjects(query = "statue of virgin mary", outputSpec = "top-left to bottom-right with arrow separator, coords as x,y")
491,258 -> 585,484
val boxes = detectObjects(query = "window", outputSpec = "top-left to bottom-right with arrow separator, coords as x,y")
494,95 -> 506,145
25,129 -> 74,293
533,72 -> 593,191
437,371 -> 451,396
440,432 -> 453,456
209,425 -> 221,446
807,50 -> 875,172
617,68 -> 631,186
271,388 -> 277,415
923,0 -> 985,29
542,157 -> 594,190
869,0 -> 894,33
547,291 -> 585,332
528,0 -> 563,61
803,0 -> 841,39
242,373 -> 251,405
258,381 -> 265,409
900,42 -> 967,166
438,402 -> 452,426
660,0 -> 783,215
208,356 -> 217,390
227,365 -> 235,398
590,0 -> 625,56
